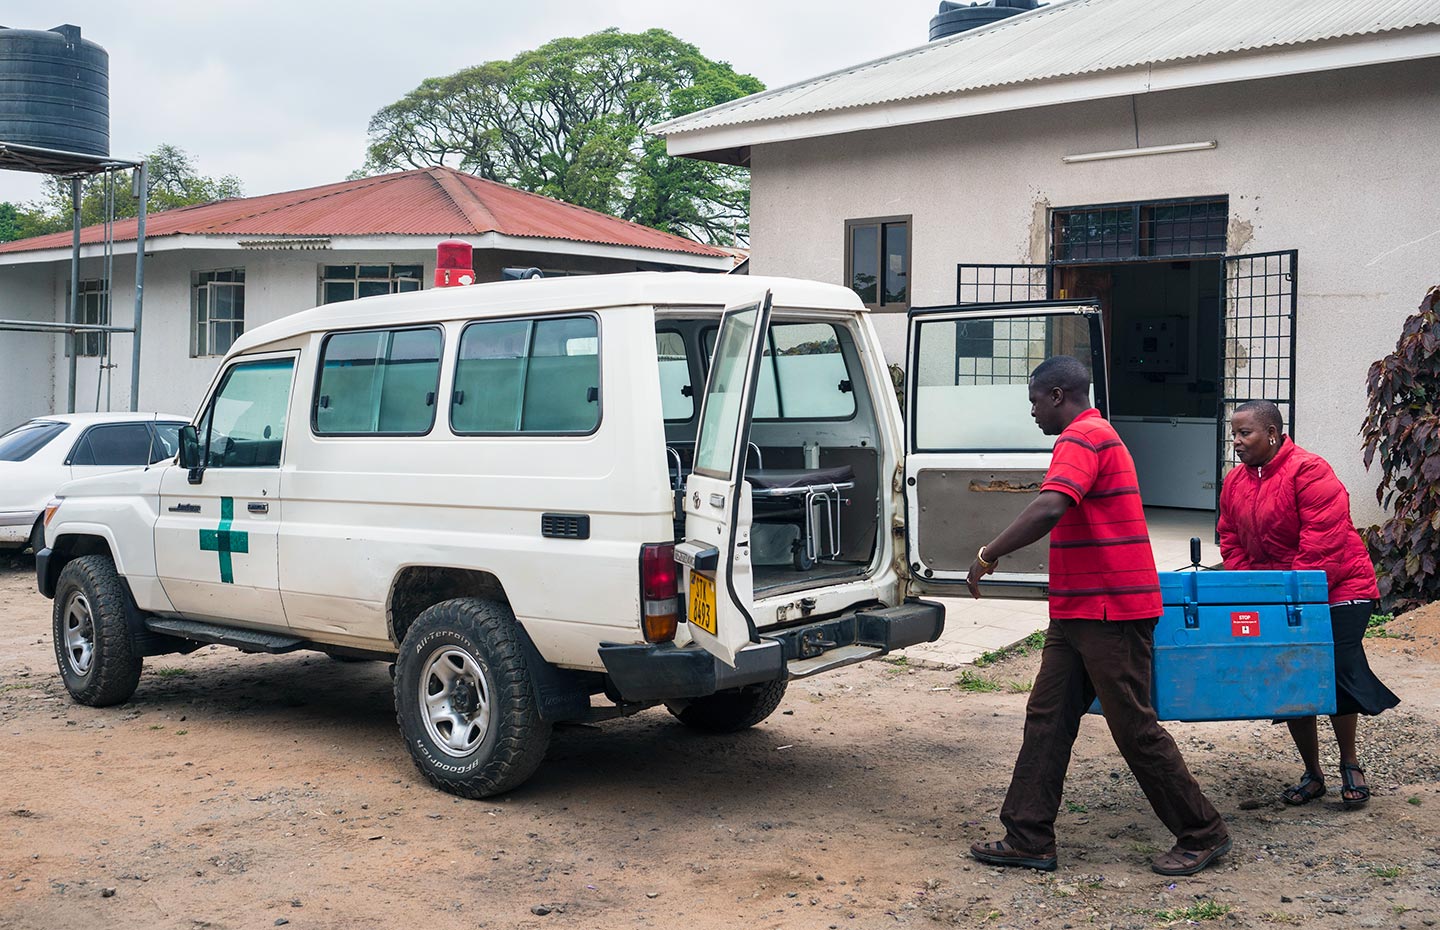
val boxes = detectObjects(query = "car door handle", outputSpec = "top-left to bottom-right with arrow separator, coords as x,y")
247,502 -> 269,514
168,503 -> 201,514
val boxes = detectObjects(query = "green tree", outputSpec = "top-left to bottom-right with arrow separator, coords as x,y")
15,144 -> 243,238
0,201 -> 20,242
361,29 -> 763,245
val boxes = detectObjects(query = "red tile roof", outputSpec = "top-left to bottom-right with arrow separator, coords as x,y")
0,167 -> 726,258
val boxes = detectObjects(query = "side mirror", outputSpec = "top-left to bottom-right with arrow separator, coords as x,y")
179,425 -> 205,484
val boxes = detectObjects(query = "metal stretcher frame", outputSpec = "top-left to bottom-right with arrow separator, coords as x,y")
748,479 -> 855,566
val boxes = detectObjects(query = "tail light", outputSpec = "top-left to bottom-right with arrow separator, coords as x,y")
640,542 -> 679,643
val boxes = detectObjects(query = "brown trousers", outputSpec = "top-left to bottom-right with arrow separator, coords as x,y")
1000,618 -> 1229,857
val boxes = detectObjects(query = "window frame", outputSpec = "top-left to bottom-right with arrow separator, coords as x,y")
66,278 -> 109,358
449,312 -> 604,438
318,263 -> 425,305
654,327 -> 696,424
195,352 -> 299,469
309,325 -> 446,438
700,321 -> 859,423
844,214 -> 911,312
1049,196 -> 1229,265
191,269 -> 247,358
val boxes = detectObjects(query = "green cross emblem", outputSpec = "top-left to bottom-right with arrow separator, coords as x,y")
199,497 -> 249,584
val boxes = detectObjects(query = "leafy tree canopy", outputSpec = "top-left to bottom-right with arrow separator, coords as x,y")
1,144 -> 242,241
360,29 -> 763,245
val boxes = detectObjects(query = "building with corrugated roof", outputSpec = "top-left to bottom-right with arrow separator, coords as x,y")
656,0 -> 1440,521
0,166 -> 730,426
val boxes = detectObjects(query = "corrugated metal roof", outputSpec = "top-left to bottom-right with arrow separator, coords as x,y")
0,167 -> 726,258
656,0 -> 1440,135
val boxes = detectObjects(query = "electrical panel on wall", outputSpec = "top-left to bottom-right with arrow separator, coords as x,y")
1124,316 -> 1188,375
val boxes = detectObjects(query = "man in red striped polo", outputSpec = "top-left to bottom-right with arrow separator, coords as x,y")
964,355 -> 1230,877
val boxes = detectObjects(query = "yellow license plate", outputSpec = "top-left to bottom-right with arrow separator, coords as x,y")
688,570 -> 718,636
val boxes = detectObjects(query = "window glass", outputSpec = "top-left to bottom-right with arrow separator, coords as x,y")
695,306 -> 759,476
771,323 -> 855,418
193,270 -> 246,357
316,328 -> 443,434
655,331 -> 693,421
321,264 -> 427,304
849,225 -> 879,304
0,420 -> 66,462
203,358 -> 296,467
452,316 -> 599,433
704,323 -> 852,420
70,424 -> 155,466
883,223 -> 909,305
913,314 -> 1094,451
151,423 -> 184,463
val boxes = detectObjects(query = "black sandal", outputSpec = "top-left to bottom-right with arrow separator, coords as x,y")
1280,771 -> 1326,806
1340,763 -> 1370,809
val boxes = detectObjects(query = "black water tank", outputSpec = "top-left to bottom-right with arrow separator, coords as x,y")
929,1 -> 1041,41
0,24 -> 109,156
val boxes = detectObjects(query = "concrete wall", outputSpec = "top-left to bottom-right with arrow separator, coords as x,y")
747,58 -> 1440,522
0,262 -> 59,430
0,244 -> 702,428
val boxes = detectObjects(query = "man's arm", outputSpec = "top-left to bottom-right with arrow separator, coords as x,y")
965,490 -> 1074,598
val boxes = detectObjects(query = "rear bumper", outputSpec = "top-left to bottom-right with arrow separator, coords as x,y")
0,510 -> 38,545
599,599 -> 945,703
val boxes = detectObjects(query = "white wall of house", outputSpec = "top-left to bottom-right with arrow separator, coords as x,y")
747,58 -> 1440,522
0,261 -> 60,428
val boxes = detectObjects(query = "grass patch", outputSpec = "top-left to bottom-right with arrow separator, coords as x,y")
1393,905 -> 1414,915
973,630 -> 1045,667
1408,795 -> 1422,806
880,654 -> 909,666
151,667 -> 193,678
1065,801 -> 1088,813
148,724 -> 165,731
1154,900 -> 1231,922
1365,613 -> 1398,638
174,729 -> 188,736
1005,678 -> 1034,693
1371,864 -> 1403,878
1259,912 -> 1301,925
0,682 -> 37,692
956,671 -> 1002,693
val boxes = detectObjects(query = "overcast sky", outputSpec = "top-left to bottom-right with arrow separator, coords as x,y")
0,0 -> 949,206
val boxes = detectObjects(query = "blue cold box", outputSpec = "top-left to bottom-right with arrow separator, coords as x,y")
1092,570 -> 1336,722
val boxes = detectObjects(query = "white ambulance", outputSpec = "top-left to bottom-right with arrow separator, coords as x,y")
36,270 -> 1103,797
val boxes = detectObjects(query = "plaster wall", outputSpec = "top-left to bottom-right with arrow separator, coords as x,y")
748,58 -> 1440,522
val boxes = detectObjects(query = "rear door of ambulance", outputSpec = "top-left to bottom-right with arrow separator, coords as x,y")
901,301 -> 1107,598
677,291 -> 772,667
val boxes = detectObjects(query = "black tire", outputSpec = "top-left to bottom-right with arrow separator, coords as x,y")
792,541 -> 815,572
667,678 -> 788,733
393,598 -> 551,798
52,555 -> 143,707
28,518 -> 44,555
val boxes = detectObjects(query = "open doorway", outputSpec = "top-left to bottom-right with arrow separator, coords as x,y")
1054,259 -> 1221,510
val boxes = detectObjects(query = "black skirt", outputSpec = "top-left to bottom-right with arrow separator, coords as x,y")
1330,600 -> 1401,716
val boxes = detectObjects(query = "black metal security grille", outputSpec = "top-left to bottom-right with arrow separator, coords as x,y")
956,263 -> 1050,304
1217,250 -> 1299,488
1052,197 -> 1227,264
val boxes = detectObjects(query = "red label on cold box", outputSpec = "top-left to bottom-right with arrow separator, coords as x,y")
1231,611 -> 1261,637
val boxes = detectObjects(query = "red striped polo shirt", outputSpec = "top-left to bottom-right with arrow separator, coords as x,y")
1041,408 -> 1161,621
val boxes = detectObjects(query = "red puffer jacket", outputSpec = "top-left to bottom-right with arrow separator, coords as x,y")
1218,438 -> 1378,604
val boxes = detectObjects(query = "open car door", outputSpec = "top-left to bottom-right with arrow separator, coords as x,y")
678,291 -> 772,667
903,301 -> 1107,597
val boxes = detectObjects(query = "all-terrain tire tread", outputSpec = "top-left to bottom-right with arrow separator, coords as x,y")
672,678 -> 788,733
53,554 -> 143,707
395,598 -> 552,799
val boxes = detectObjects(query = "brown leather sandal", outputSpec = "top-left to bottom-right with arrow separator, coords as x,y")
1151,838 -> 1232,876
970,839 -> 1058,872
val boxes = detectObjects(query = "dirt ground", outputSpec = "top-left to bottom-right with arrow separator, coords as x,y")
3,553 -> 1439,930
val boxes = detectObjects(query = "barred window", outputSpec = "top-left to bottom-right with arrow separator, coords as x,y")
192,269 -> 246,357
321,264 -> 424,304
1052,198 -> 1227,263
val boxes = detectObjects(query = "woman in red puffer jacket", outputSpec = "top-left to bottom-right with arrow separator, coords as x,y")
1218,401 -> 1399,810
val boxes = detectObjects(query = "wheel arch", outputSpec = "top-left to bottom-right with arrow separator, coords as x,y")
386,566 -> 512,648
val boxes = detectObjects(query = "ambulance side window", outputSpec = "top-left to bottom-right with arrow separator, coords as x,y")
451,315 -> 600,434
199,357 -> 296,468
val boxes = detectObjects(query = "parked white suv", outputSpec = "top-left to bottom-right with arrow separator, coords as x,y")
36,271 -> 1106,797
